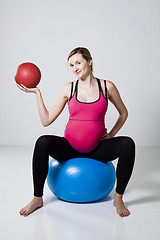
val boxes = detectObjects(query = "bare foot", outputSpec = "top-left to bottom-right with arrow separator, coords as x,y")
19,197 -> 43,217
113,193 -> 130,217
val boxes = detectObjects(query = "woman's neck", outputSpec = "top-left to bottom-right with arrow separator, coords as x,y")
79,74 -> 96,88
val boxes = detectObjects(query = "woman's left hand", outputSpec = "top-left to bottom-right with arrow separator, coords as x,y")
101,128 -> 112,141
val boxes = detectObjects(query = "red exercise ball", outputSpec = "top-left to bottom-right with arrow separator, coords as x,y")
15,62 -> 41,88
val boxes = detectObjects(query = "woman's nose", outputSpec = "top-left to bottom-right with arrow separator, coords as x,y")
74,66 -> 78,72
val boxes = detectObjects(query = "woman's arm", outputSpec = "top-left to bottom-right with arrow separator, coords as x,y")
107,80 -> 128,137
16,82 -> 71,127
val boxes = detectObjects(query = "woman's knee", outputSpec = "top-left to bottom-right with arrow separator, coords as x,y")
121,136 -> 135,152
35,135 -> 51,149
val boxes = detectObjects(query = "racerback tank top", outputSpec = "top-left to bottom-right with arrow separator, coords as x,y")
64,78 -> 108,153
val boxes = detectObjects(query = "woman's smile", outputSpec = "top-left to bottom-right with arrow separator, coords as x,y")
76,70 -> 81,75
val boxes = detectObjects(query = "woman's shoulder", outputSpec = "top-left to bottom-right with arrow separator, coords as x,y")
60,81 -> 76,100
99,78 -> 115,88
63,80 -> 77,87
63,80 -> 77,92
100,79 -> 118,99
61,81 -> 74,89
99,78 -> 116,97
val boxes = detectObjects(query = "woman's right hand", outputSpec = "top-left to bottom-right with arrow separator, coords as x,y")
101,128 -> 112,141
16,83 -> 39,94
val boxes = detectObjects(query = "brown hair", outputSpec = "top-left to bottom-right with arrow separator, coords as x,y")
67,47 -> 93,72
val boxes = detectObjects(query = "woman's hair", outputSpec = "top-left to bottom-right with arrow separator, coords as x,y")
67,47 -> 93,72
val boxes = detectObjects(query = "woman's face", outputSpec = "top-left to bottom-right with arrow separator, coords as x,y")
68,53 -> 92,78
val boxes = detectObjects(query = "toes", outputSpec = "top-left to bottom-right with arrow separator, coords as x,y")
119,210 -> 130,217
124,210 -> 130,217
117,208 -> 130,217
20,208 -> 25,215
23,211 -> 29,217
20,208 -> 29,216
117,210 -> 124,217
120,212 -> 124,217
21,211 -> 26,216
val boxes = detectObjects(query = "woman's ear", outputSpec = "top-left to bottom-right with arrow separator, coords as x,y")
88,59 -> 93,66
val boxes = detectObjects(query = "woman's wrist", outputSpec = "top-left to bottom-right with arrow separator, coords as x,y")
108,132 -> 114,138
35,88 -> 40,95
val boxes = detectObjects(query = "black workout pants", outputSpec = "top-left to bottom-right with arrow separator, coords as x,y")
32,135 -> 135,197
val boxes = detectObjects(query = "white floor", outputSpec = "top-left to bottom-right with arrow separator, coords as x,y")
0,146 -> 160,240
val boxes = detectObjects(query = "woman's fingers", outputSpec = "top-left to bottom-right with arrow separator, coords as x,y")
16,83 -> 28,93
21,84 -> 31,92
16,83 -> 37,94
101,132 -> 111,141
21,84 -> 38,93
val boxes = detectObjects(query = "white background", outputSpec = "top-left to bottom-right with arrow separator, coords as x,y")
1,0 -> 160,146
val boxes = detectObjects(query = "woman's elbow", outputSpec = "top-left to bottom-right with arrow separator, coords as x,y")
42,120 -> 50,127
42,122 -> 48,127
42,118 -> 54,127
123,109 -> 128,120
42,123 -> 48,127
120,109 -> 128,120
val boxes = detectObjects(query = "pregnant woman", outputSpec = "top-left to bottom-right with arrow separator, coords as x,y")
17,47 -> 135,217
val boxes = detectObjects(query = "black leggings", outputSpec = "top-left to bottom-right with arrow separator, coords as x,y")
32,135 -> 135,197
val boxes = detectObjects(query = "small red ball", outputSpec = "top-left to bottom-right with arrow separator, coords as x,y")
15,62 -> 41,88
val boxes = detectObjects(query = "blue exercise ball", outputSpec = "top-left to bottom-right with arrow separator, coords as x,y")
47,158 -> 116,203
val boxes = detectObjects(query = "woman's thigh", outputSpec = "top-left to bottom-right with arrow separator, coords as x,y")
88,136 -> 131,163
45,135 -> 80,161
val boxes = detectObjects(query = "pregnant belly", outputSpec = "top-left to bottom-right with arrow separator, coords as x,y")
64,120 -> 105,153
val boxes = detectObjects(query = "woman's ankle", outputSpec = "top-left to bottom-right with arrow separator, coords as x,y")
114,192 -> 123,200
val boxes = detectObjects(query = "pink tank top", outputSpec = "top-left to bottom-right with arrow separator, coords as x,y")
64,78 -> 108,153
